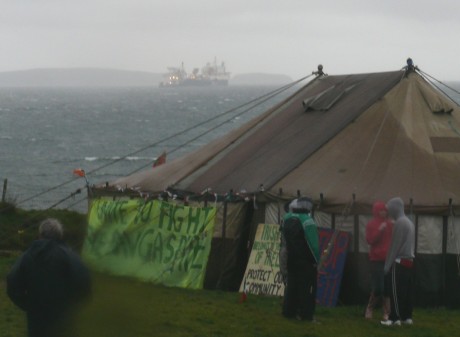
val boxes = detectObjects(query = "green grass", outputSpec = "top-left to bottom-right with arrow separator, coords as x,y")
0,202 -> 87,253
1,255 -> 459,337
1,205 -> 459,336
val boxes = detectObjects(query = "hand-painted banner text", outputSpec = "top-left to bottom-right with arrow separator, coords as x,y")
83,199 -> 216,289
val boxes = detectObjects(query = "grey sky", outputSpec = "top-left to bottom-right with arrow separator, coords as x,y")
1,0 -> 459,80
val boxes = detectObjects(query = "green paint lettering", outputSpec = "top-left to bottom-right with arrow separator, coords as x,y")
152,232 -> 163,262
137,229 -> 155,262
134,200 -> 154,224
158,202 -> 172,230
186,208 -> 201,235
172,205 -> 185,233
163,234 -> 176,264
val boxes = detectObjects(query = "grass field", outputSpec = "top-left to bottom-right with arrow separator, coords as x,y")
1,255 -> 459,337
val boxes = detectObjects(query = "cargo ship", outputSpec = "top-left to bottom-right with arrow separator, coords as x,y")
159,59 -> 230,87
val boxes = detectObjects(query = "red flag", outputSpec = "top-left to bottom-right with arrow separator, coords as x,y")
73,168 -> 86,177
239,291 -> 248,303
153,151 -> 167,168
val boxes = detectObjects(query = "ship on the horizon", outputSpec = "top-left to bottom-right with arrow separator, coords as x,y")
159,59 -> 230,87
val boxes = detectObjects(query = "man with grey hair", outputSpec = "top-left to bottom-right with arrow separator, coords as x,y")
38,218 -> 64,240
7,218 -> 91,337
380,197 -> 415,327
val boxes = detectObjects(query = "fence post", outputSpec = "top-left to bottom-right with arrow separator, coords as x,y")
2,179 -> 7,202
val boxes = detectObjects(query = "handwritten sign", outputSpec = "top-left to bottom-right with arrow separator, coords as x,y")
83,199 -> 216,289
240,224 -> 350,306
239,224 -> 285,296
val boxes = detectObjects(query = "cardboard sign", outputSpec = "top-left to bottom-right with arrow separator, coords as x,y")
240,224 -> 350,306
239,224 -> 285,296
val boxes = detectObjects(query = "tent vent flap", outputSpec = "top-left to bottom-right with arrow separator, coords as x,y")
303,83 -> 358,112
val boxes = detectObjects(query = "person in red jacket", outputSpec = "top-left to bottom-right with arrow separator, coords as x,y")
365,201 -> 393,319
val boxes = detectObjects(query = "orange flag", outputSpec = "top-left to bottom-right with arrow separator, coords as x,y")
73,168 -> 86,177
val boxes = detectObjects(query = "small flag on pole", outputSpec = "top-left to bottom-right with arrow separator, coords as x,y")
153,151 -> 167,168
73,168 -> 90,186
73,168 -> 86,177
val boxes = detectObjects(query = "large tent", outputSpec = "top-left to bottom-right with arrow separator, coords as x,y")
92,67 -> 460,307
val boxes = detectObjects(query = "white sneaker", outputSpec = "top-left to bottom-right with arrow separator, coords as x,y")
402,318 -> 413,325
381,320 -> 401,326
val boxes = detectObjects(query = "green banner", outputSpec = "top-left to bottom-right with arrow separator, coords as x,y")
83,199 -> 216,289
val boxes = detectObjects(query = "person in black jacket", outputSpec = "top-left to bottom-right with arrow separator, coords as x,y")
280,198 -> 319,321
7,218 -> 91,337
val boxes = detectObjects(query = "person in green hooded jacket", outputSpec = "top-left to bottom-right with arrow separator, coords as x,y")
280,197 -> 320,321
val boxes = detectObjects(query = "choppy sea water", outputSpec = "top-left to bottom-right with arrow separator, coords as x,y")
0,85 -> 297,212
1,81 -> 459,214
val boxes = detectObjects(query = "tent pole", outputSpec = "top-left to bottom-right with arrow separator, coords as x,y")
217,191 -> 230,289
441,199 -> 452,306
409,198 -> 414,222
2,178 -> 7,202
277,188 -> 283,224
222,191 -> 231,239
351,194 -> 359,253
411,198 -> 418,257
442,214 -> 448,306
354,214 -> 360,253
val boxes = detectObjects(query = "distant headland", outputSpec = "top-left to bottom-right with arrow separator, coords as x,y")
0,68 -> 293,87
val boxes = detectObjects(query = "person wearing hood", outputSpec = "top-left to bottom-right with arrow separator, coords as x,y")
364,201 -> 393,320
7,218 -> 91,337
380,197 -> 415,326
280,197 -> 320,321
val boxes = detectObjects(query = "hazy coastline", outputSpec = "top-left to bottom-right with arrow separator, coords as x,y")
0,68 -> 293,87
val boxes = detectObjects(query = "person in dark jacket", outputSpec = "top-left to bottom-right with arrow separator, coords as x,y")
280,197 -> 319,321
7,218 -> 91,337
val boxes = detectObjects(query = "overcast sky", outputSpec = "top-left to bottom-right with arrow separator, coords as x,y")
1,0 -> 459,80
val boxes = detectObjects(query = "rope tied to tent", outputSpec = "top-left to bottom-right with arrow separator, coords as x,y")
126,74 -> 315,176
0,76 -> 311,215
418,69 -> 460,108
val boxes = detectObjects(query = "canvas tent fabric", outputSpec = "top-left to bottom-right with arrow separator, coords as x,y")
272,73 -> 460,214
105,70 -> 460,214
93,69 -> 460,306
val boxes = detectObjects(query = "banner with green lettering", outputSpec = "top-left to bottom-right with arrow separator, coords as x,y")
83,199 -> 216,289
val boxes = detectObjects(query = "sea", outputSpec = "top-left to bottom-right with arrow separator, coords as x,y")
1,81 -> 459,214
0,85 -> 298,213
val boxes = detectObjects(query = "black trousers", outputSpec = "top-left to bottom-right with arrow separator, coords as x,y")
282,264 -> 317,320
388,262 -> 414,321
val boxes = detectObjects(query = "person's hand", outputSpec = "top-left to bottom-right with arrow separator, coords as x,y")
379,222 -> 387,231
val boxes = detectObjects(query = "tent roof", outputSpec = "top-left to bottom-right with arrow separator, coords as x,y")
102,70 -> 460,213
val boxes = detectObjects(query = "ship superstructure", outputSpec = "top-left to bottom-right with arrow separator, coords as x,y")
160,59 -> 230,87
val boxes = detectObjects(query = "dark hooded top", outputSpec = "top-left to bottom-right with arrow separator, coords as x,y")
7,239 -> 91,337
282,212 -> 319,271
